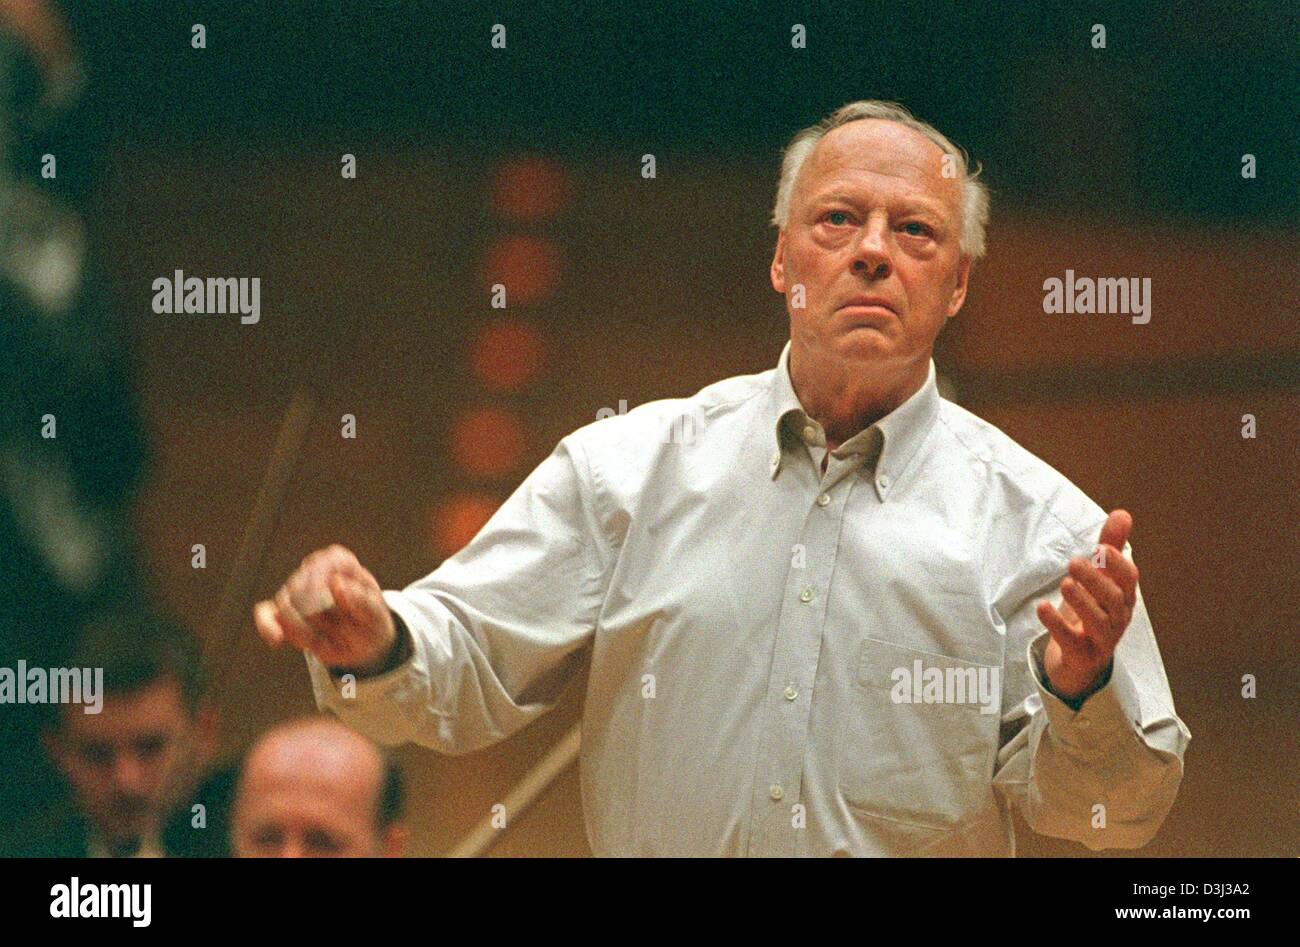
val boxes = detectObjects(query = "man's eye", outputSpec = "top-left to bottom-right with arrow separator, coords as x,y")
135,736 -> 166,761
82,744 -> 113,767
824,211 -> 851,226
253,828 -> 282,848
901,222 -> 932,237
305,831 -> 343,855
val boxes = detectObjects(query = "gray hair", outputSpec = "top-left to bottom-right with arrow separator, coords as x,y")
770,100 -> 990,261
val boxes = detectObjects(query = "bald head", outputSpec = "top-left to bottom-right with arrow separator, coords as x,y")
231,716 -> 405,857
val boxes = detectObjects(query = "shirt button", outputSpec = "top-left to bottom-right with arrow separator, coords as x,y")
798,587 -> 813,603
1077,717 -> 1091,728
783,685 -> 798,701
769,784 -> 784,801
878,474 -> 892,490
802,425 -> 817,443
816,493 -> 830,507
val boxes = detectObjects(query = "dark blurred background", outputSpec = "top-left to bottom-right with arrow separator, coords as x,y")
2,0 -> 1296,856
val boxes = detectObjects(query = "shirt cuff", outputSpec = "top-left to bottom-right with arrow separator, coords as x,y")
305,589 -> 425,710
1026,629 -> 1144,752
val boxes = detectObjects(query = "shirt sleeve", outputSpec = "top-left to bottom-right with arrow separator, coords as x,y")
306,433 -> 613,755
991,541 -> 1191,849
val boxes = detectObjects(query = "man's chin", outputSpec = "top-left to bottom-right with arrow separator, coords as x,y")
101,809 -> 153,838
833,326 -> 891,355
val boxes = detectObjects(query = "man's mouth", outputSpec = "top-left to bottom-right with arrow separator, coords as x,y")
838,296 -> 897,317
839,304 -> 894,318
109,798 -> 150,819
837,302 -> 897,331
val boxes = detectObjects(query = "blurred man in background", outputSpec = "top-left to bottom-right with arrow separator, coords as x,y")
231,715 -> 406,858
0,0 -> 153,828
0,606 -> 235,857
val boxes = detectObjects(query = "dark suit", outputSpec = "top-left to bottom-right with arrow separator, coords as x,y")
0,764 -> 239,858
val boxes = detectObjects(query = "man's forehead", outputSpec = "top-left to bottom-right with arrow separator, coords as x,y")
62,679 -> 187,737
247,731 -> 383,799
816,118 -> 947,168
242,776 -> 374,816
800,119 -> 959,208
255,722 -> 381,771
239,755 -> 380,823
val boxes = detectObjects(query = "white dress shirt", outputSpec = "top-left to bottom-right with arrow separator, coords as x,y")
307,341 -> 1191,856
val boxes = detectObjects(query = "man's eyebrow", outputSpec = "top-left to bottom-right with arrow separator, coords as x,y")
810,190 -> 951,218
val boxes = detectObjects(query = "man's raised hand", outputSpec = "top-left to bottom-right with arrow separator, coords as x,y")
1037,509 -> 1140,703
252,544 -> 398,675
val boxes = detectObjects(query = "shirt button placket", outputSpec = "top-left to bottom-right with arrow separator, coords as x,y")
751,468 -> 847,856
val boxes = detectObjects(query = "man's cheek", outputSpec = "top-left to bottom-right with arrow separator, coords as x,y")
64,761 -> 101,792
150,758 -> 183,796
71,775 -> 113,811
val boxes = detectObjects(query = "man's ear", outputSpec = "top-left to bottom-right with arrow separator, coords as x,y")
770,230 -> 787,295
947,255 -> 972,318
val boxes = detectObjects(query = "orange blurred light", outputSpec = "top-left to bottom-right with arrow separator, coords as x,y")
490,156 -> 569,222
448,405 -> 526,477
432,493 -> 500,559
478,235 -> 561,306
470,317 -> 545,391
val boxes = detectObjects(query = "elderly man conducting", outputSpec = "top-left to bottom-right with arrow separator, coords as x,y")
254,100 -> 1189,857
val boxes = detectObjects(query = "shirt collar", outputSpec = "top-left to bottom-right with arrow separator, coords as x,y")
768,340 -> 941,499
87,825 -> 165,859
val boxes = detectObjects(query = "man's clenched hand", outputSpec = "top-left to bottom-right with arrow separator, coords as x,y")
253,544 -> 399,676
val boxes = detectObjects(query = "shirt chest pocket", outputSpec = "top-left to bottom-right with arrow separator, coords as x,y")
836,637 -> 1001,834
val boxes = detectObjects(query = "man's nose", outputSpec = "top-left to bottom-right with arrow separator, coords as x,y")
111,753 -> 147,793
851,219 -> 891,280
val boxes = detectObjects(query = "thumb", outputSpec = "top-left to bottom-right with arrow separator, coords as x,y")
1098,509 -> 1132,554
329,570 -> 377,624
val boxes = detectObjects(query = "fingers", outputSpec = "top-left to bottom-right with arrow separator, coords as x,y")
1098,509 -> 1133,557
1087,543 -> 1139,607
1061,576 -> 1131,656
275,582 -> 325,653
300,546 -> 376,605
1065,539 -> 1139,644
1061,576 -> 1109,638
285,556 -> 338,621
329,569 -> 382,625
281,546 -> 365,623
1036,599 -> 1086,648
252,599 -> 285,647
251,544 -> 385,660
1067,554 -> 1126,615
